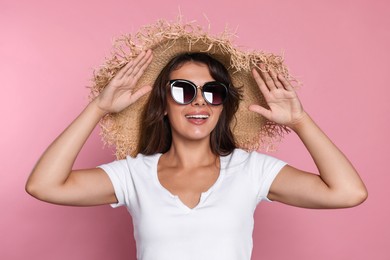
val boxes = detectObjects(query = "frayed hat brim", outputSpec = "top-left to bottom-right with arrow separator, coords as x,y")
90,18 -> 291,159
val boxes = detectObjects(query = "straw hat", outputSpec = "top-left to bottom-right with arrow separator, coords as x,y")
90,18 -> 291,159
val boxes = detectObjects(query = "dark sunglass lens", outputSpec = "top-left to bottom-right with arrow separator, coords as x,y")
203,83 -> 227,105
171,81 -> 195,104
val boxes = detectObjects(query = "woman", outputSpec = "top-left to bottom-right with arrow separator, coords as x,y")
26,20 -> 367,260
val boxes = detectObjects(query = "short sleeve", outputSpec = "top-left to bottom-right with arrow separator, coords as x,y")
98,159 -> 131,208
249,152 -> 287,204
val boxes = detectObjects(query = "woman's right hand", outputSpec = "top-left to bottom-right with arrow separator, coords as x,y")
96,49 -> 153,114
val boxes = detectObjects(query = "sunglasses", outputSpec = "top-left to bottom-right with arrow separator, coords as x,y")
169,79 -> 228,106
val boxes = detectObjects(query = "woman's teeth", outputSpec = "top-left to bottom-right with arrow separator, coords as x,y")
185,115 -> 209,119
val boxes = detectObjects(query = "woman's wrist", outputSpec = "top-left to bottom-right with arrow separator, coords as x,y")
88,98 -> 110,119
287,111 -> 312,133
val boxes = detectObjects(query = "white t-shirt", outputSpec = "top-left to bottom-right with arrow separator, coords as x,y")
99,149 -> 286,260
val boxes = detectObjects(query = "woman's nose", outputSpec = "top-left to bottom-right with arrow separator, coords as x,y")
191,87 -> 206,106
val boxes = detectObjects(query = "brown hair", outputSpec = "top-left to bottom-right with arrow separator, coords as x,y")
137,53 -> 242,156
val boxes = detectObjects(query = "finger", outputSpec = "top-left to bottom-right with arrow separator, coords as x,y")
248,104 -> 272,120
123,50 -> 152,83
252,68 -> 271,100
126,51 -> 153,85
121,50 -> 149,78
115,60 -> 135,79
277,73 -> 294,91
269,68 -> 284,89
118,50 -> 151,80
130,50 -> 153,78
258,64 -> 277,90
129,85 -> 152,103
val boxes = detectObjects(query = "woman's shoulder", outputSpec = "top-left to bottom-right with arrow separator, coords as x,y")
223,148 -> 269,160
127,152 -> 162,161
123,153 -> 162,168
222,148 -> 285,169
101,153 -> 162,172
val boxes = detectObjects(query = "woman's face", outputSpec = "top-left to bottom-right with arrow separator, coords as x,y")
165,61 -> 223,143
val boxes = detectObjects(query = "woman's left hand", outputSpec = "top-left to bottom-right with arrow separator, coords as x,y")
248,65 -> 306,129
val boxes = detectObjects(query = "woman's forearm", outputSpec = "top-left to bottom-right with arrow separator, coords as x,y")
290,112 -> 368,206
26,99 -> 106,195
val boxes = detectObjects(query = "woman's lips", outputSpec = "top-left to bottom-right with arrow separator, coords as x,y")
185,113 -> 210,124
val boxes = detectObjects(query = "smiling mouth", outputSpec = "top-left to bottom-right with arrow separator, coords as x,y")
185,114 -> 209,119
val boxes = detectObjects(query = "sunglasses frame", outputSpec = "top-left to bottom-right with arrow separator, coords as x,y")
169,79 -> 228,106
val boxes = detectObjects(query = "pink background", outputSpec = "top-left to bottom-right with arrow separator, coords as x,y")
1,0 -> 389,259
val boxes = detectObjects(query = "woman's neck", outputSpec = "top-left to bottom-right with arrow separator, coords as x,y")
162,138 -> 218,169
